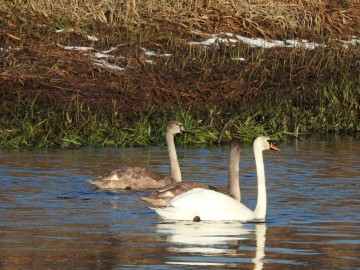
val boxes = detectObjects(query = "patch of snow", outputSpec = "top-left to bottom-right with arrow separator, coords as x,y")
102,47 -> 118,54
57,44 -> 93,51
86,52 -> 125,60
140,47 -> 172,57
55,28 -> 75,33
87,35 -> 99,42
337,37 -> 360,49
232,57 -> 246,61
0,46 -> 23,52
93,52 -> 111,59
189,33 -> 329,49
92,59 -> 124,71
141,47 -> 157,56
285,39 -> 323,50
55,33 -> 359,73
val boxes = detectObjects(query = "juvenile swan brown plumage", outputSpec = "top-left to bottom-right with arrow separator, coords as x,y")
140,138 -> 241,207
88,121 -> 194,190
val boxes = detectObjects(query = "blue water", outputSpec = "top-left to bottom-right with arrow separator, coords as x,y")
0,136 -> 359,269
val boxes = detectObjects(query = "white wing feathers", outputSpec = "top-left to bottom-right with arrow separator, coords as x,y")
153,188 -> 254,221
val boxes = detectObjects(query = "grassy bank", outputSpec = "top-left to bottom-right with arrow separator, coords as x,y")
0,1 -> 359,148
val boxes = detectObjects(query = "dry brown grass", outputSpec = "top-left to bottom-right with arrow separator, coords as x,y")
3,0 -> 360,39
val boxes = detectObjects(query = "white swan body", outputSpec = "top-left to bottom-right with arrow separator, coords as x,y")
152,136 -> 280,221
88,121 -> 194,190
153,188 -> 254,221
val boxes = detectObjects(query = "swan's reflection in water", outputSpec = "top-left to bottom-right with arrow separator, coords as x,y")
252,224 -> 266,270
156,222 -> 266,269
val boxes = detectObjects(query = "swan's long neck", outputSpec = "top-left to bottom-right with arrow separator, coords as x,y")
253,145 -> 267,221
166,131 -> 182,183
228,145 -> 240,201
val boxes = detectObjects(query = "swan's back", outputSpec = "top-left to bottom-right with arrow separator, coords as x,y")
140,182 -> 216,207
88,167 -> 171,190
153,188 -> 254,221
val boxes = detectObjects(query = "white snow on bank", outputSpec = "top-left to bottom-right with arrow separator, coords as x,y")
141,47 -> 172,57
86,35 -> 99,42
56,37 -> 175,71
102,47 -> 118,54
92,59 -> 124,71
55,28 -> 75,34
53,31 -> 358,71
93,52 -> 110,58
56,44 -> 125,71
0,46 -> 22,52
189,33 -> 327,49
231,57 -> 246,61
337,36 -> 360,49
188,33 -> 359,61
57,44 -> 94,51
189,32 -> 360,50
284,39 -> 321,50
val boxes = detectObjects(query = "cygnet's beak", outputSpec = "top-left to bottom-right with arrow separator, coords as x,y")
180,125 -> 195,135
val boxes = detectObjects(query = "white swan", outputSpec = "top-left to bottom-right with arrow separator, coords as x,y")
87,121 -> 194,190
140,137 -> 241,207
152,136 -> 280,221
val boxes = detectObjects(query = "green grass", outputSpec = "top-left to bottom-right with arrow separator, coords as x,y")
1,81 -> 358,149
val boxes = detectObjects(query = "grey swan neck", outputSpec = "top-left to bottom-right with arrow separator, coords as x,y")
228,142 -> 241,201
253,145 -> 267,221
166,131 -> 182,183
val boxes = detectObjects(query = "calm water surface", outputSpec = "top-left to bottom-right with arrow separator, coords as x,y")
1,136 -> 359,269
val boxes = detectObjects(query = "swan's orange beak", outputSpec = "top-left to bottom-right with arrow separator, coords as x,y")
270,143 -> 280,152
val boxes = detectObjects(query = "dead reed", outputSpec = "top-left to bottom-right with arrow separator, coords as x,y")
2,0 -> 359,40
